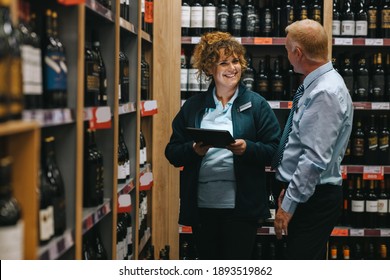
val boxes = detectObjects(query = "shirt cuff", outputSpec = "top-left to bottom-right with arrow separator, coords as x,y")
281,195 -> 298,215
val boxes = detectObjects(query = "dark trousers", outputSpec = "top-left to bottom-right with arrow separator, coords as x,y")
286,184 -> 343,260
191,208 -> 258,260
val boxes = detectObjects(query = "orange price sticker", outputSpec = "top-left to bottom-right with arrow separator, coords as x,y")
254,37 -> 273,45
340,165 -> 347,180
331,228 -> 348,236
287,101 -> 293,109
145,0 -> 153,23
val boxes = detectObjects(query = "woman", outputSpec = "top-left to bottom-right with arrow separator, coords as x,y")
165,32 -> 280,260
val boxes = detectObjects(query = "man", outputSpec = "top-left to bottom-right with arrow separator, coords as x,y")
272,19 -> 353,259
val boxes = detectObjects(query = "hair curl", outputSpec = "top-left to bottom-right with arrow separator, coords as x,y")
191,32 -> 247,80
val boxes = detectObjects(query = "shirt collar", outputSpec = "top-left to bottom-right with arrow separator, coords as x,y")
212,87 -> 239,107
303,61 -> 333,90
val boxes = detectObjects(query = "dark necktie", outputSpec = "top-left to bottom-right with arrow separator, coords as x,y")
271,84 -> 304,169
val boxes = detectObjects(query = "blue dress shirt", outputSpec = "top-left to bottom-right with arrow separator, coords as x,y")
275,62 -> 354,215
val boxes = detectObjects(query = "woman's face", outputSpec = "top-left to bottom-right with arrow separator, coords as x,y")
211,49 -> 242,91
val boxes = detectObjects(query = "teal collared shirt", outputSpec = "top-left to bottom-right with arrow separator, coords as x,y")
197,88 -> 238,208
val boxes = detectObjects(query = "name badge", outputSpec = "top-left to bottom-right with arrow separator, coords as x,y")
238,101 -> 252,112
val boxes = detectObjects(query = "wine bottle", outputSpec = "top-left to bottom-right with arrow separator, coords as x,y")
379,243 -> 388,260
181,0 -> 191,36
355,0 -> 368,37
351,175 -> 365,228
340,55 -> 354,98
285,63 -> 299,101
217,0 -> 229,33
140,130 -> 147,167
51,11 -> 67,108
330,243 -> 338,259
371,52 -> 385,102
141,52 -> 150,100
256,57 -> 269,99
119,50 -> 129,103
19,1 -> 43,110
1,0 -> 23,120
265,185 -> 276,226
365,114 -> 378,164
241,54 -> 256,91
92,40 -> 107,106
243,0 -> 256,37
0,157 -> 24,259
180,48 -> 188,99
378,114 -> 390,165
117,131 -> 126,184
377,180 -> 389,228
229,0 -> 243,37
38,168 -> 54,245
381,0 -> 390,38
260,1 -> 273,37
119,122 -> 130,179
309,0 -> 322,24
341,0 -> 355,37
203,0 -> 217,34
281,0 -> 294,36
342,177 -> 354,226
82,131 -> 99,208
84,41 -> 99,107
187,54 -> 200,97
343,244 -> 351,260
190,0 -> 203,37
333,0 -> 341,37
365,180 -> 378,228
42,136 -> 66,236
354,56 -> 369,101
352,119 -> 365,164
93,227 -> 108,260
367,0 -> 379,38
296,0 -> 308,21
270,57 -> 285,100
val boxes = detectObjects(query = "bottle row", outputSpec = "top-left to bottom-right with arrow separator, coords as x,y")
181,0 -> 323,38
333,0 -> 390,38
180,231 -> 390,260
0,0 -> 153,124
181,49 -> 390,102
329,236 -> 389,260
343,113 -> 390,166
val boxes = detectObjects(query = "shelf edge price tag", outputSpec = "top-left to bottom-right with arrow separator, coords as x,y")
380,229 -> 390,237
350,229 -> 364,236
371,102 -> 390,110
254,37 -> 273,45
268,101 -> 280,109
334,38 -> 353,45
363,166 -> 384,180
331,228 -> 349,236
365,38 -> 384,46
191,37 -> 201,44
340,165 -> 348,180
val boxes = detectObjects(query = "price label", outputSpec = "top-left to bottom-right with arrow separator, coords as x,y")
340,165 -> 348,180
254,37 -> 273,45
191,37 -> 201,44
331,228 -> 349,236
371,102 -> 390,110
268,101 -> 280,109
287,101 -> 293,109
380,229 -> 390,237
234,37 -> 242,44
350,229 -> 364,236
363,166 -> 384,180
334,38 -> 353,45
365,38 -> 384,46
269,227 -> 275,235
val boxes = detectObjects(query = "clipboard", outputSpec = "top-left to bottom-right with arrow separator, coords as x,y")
186,127 -> 235,148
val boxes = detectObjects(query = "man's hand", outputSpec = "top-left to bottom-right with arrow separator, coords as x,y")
274,207 -> 293,240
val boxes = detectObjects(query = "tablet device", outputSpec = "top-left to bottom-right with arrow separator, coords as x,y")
186,127 -> 235,148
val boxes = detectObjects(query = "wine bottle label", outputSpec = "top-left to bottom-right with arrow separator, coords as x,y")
381,9 -> 390,29
45,52 -> 66,91
351,200 -> 364,212
188,68 -> 200,91
180,68 -> 188,91
231,9 -> 243,31
217,8 -> 229,31
368,10 -> 378,29
355,21 -> 368,36
366,200 -> 378,212
379,136 -> 389,150
203,7 -> 217,28
118,163 -> 126,180
378,199 -> 389,213
190,7 -> 203,28
368,137 -> 378,150
0,220 -> 24,259
181,6 -> 191,28
39,205 -> 54,241
333,20 -> 341,36
341,20 -> 355,36
245,9 -> 256,33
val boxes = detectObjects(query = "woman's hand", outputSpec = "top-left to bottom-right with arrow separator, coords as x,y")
193,142 -> 211,156
226,139 -> 246,155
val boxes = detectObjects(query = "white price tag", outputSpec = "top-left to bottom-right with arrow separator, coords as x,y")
334,38 -> 353,45
350,229 -> 364,236
371,102 -> 390,110
365,38 -> 384,46
268,101 -> 280,109
380,229 -> 390,237
191,37 -> 201,44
